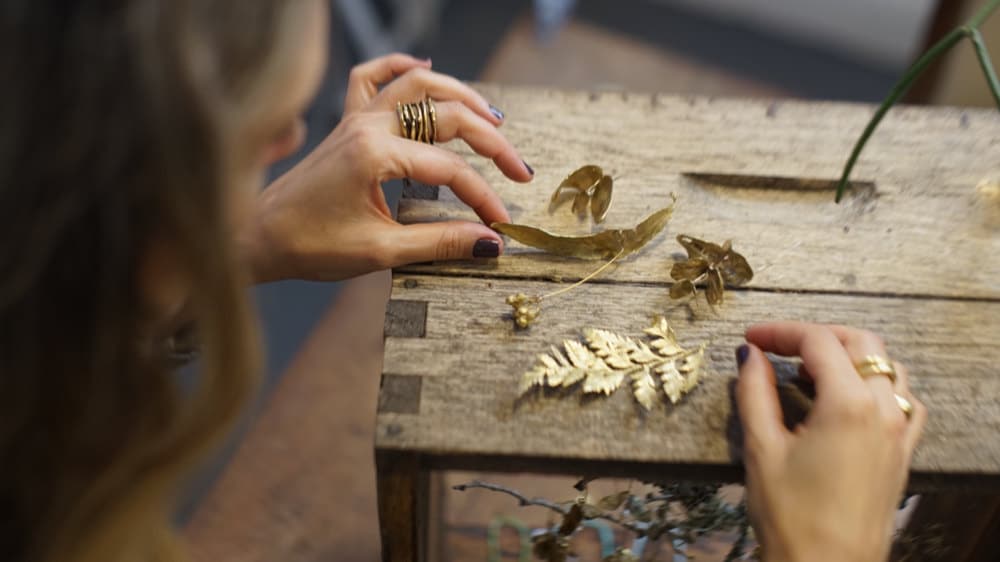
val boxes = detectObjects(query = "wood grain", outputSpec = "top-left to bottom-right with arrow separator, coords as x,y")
398,86 -> 1000,300
378,274 -> 1000,485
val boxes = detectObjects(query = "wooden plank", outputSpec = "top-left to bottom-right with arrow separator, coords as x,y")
396,86 -> 1000,300
376,274 -> 1000,484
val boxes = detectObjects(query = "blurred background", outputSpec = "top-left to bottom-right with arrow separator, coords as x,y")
189,1 -> 998,560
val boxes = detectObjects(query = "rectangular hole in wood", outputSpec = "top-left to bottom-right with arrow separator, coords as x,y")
683,172 -> 876,203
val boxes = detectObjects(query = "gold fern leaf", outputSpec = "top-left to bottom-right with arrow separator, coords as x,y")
644,315 -> 684,356
518,317 -> 708,409
582,368 -> 626,395
583,328 -> 639,369
631,367 -> 659,410
655,360 -> 685,404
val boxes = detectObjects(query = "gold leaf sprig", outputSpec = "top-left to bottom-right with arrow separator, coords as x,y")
670,234 -> 753,305
519,316 -> 707,410
496,197 -> 676,328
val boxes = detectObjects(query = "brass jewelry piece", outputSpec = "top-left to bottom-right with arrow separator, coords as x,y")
894,393 -> 914,419
854,355 -> 897,384
549,165 -> 615,223
395,97 -> 437,144
669,235 -> 753,306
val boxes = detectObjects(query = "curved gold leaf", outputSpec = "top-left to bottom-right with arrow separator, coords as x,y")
559,165 -> 603,192
590,175 -> 613,223
719,250 -> 754,286
492,199 -> 675,260
670,257 -> 708,281
669,279 -> 697,299
631,368 -> 658,411
677,234 -> 726,261
572,191 -> 590,215
706,268 -> 725,305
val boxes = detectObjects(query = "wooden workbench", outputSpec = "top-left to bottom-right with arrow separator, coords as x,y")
376,85 -> 1000,561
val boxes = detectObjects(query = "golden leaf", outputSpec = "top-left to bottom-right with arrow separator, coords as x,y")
492,198 -> 675,260
572,191 -> 590,215
669,279 -> 697,300
596,490 -> 630,511
590,175 -> 614,223
582,368 -> 626,396
630,341 -> 661,364
582,329 -> 627,368
644,316 -> 684,356
631,368 -> 658,411
657,360 -> 686,404
706,268 -> 725,305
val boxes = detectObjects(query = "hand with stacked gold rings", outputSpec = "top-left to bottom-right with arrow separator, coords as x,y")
735,322 -> 926,562
246,53 -> 533,282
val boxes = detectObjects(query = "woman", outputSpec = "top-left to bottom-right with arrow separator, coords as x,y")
0,1 -> 924,561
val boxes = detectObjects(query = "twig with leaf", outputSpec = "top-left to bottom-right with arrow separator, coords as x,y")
453,479 -> 755,562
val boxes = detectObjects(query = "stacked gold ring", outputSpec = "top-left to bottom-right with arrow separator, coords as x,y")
853,354 -> 913,419
396,97 -> 437,145
855,355 -> 897,384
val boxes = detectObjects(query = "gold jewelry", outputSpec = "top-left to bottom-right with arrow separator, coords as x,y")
395,97 -> 437,144
894,393 -> 914,419
854,355 -> 897,384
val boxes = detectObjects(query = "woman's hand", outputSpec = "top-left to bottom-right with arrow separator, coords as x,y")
736,322 -> 926,562
248,53 -> 533,282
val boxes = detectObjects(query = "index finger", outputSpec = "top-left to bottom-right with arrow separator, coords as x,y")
745,321 -> 866,399
384,136 -> 510,225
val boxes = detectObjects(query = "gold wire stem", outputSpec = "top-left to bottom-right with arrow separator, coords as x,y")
540,249 -> 625,301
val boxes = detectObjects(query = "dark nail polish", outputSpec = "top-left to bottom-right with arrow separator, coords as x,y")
472,238 -> 500,258
523,160 -> 534,176
489,104 -> 505,121
736,345 -> 750,369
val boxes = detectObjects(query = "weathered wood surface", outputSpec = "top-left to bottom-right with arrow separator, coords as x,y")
398,86 -> 1000,300
378,274 -> 1000,487
379,86 -> 1000,496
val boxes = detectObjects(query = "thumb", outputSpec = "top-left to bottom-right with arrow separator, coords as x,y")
735,343 -> 788,464
385,221 -> 504,266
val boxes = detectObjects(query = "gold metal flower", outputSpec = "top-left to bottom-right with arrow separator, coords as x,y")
669,235 -> 753,305
549,165 -> 614,222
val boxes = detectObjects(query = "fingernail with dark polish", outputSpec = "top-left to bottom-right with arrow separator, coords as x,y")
523,160 -> 534,176
473,239 -> 500,258
736,344 -> 750,369
489,104 -> 505,121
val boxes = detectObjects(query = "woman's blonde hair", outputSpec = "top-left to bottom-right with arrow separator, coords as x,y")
0,1 -> 313,560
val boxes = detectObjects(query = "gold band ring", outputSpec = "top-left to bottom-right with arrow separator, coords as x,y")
894,393 -> 914,419
396,97 -> 437,144
854,355 -> 897,384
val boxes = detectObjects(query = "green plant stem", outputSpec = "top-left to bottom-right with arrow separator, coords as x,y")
835,0 -> 1000,202
969,28 -> 1000,109
834,28 -> 964,202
